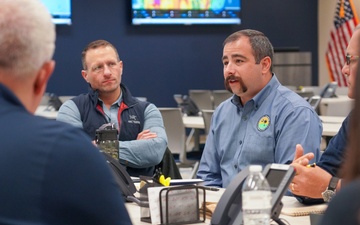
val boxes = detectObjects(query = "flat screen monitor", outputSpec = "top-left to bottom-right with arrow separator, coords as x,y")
40,0 -> 72,25
131,0 -> 241,25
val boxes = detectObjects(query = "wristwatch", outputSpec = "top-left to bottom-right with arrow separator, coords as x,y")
321,177 -> 340,202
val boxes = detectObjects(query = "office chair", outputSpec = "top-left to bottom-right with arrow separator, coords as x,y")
135,97 -> 147,101
189,89 -> 213,110
201,109 -> 214,136
158,107 -> 200,179
212,90 -> 232,109
59,95 -> 75,103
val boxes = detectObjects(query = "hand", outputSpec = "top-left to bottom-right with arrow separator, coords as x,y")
136,129 -> 157,140
289,144 -> 330,198
291,144 -> 314,166
290,164 -> 331,198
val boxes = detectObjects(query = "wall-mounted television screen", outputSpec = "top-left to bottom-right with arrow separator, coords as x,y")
131,0 -> 241,25
40,0 -> 72,25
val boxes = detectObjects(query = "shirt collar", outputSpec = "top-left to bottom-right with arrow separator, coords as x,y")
231,74 -> 280,110
98,91 -> 123,108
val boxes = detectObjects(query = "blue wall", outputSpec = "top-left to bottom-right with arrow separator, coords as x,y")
48,0 -> 318,107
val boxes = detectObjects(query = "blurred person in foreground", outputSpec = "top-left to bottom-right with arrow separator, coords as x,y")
290,25 -> 360,204
319,27 -> 360,225
0,0 -> 132,224
197,29 -> 322,188
57,39 -> 167,177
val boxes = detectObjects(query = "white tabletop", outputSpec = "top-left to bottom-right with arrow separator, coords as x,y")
182,116 -> 205,129
35,107 -> 342,137
183,115 -> 341,137
125,189 -> 311,225
319,116 -> 345,124
322,122 -> 342,136
34,105 -> 58,119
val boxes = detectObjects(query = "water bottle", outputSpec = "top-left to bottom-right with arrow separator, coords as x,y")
242,165 -> 272,225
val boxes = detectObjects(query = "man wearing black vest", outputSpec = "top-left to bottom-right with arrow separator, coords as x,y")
57,40 -> 167,177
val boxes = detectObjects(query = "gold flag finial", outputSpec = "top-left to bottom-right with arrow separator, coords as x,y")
339,0 -> 345,18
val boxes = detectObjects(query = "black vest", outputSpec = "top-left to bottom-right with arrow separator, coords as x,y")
72,84 -> 153,176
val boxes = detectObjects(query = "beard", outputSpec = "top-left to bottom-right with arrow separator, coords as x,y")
224,75 -> 247,94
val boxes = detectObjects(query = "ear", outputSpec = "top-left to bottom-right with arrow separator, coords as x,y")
81,69 -> 89,83
34,60 -> 55,96
119,60 -> 123,75
261,56 -> 271,74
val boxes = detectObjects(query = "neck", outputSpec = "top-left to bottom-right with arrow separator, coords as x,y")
0,75 -> 39,113
99,88 -> 121,109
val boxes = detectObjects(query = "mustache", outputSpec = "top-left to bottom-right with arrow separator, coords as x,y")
224,75 -> 247,93
225,74 -> 239,83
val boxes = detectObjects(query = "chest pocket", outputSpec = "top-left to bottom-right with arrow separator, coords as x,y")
239,133 -> 275,165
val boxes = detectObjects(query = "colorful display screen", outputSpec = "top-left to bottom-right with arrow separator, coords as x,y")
40,0 -> 72,25
131,0 -> 241,25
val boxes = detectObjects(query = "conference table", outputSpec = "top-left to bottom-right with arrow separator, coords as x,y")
125,187 -> 312,225
183,115 -> 344,137
182,115 -> 205,129
319,116 -> 345,137
35,105 -> 58,119
35,106 -> 344,138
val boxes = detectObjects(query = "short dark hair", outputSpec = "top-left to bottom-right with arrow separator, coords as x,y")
223,29 -> 274,71
81,40 -> 120,70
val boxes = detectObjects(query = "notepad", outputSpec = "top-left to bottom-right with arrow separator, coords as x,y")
281,196 -> 328,217
170,179 -> 203,186
199,201 -> 217,219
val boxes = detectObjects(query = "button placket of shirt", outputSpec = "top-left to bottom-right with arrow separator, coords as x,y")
233,107 -> 245,171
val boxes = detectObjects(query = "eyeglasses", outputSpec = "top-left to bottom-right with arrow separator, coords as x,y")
345,54 -> 360,65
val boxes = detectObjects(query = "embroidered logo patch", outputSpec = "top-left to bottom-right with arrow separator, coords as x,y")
128,115 -> 140,124
257,115 -> 270,131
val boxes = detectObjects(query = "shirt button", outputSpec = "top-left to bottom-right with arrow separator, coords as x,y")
242,116 -> 247,121
234,165 -> 238,169
239,140 -> 243,145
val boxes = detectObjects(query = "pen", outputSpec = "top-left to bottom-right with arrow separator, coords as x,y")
203,187 -> 220,192
306,163 -> 316,168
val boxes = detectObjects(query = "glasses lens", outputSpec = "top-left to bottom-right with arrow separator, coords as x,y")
346,55 -> 351,65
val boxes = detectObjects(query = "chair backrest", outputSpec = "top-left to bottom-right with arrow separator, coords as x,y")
158,107 -> 187,163
59,96 -> 75,103
40,94 -> 50,106
173,94 -> 199,116
212,90 -> 232,109
135,97 -> 147,101
201,109 -> 214,136
189,89 -> 213,110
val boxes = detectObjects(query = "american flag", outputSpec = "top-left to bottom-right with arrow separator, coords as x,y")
325,0 -> 359,87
